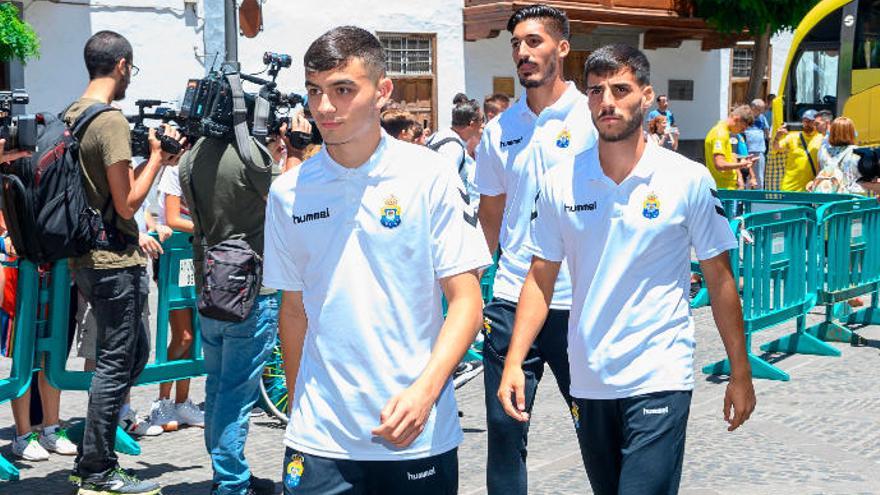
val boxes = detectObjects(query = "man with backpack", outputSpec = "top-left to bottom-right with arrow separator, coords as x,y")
426,99 -> 484,209
63,31 -> 182,495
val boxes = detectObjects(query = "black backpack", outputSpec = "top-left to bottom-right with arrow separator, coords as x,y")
0,104 -> 121,263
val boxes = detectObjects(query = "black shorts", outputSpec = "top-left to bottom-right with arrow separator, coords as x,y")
281,447 -> 458,495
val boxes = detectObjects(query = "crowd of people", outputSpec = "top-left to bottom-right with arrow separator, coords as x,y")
16,1 -> 880,493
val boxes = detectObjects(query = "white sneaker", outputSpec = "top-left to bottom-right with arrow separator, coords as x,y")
39,426 -> 77,455
12,432 -> 50,461
119,408 -> 163,437
150,399 -> 179,432
175,399 -> 205,428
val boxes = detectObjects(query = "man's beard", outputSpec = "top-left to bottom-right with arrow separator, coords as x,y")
113,78 -> 129,101
594,104 -> 644,142
519,56 -> 557,89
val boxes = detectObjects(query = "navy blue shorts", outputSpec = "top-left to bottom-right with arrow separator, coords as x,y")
281,447 -> 458,495
573,390 -> 692,495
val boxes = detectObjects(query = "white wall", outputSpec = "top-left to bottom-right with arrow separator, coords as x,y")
770,30 -> 794,96
236,0 -> 465,129
20,0 -> 466,129
643,40 -> 726,141
21,0 -> 204,115
464,36 -> 520,105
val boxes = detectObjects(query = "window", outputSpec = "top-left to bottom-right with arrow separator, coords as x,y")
668,80 -> 694,101
732,47 -> 753,78
793,48 -> 839,105
379,34 -> 433,76
854,0 -> 880,70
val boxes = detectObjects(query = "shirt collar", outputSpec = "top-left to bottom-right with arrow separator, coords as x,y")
320,130 -> 389,179
514,81 -> 581,121
582,140 -> 658,183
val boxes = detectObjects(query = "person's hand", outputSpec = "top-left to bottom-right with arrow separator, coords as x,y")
266,121 -> 289,163
149,125 -> 186,164
155,224 -> 173,243
736,177 -> 745,190
138,232 -> 164,259
371,381 -> 437,448
497,362 -> 529,422
723,375 -> 756,431
806,180 -> 816,192
748,178 -> 758,189
0,139 -> 32,164
774,124 -> 788,142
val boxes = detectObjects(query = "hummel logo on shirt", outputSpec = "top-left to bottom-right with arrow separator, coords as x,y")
565,202 -> 597,212
292,208 -> 330,224
643,406 -> 669,415
500,136 -> 523,148
407,466 -> 436,481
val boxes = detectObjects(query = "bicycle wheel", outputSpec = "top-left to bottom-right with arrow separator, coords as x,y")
258,338 -> 289,423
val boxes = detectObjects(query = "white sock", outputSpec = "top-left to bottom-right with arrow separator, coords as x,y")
118,403 -> 132,421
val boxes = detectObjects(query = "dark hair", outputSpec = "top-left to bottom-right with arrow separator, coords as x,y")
657,94 -> 668,101
453,93 -> 470,105
485,93 -> 510,105
381,110 -> 417,138
506,4 -> 570,41
451,100 -> 482,127
583,44 -> 650,86
83,30 -> 133,79
304,26 -> 386,79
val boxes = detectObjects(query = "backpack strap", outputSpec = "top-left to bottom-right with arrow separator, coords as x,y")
799,133 -> 817,177
70,103 -> 119,138
427,136 -> 467,173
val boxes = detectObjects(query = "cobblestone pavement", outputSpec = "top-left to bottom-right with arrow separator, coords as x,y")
1,301 -> 879,494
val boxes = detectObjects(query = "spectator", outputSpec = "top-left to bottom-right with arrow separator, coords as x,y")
453,92 -> 470,105
704,105 -> 756,190
647,94 -> 675,126
765,93 -> 776,124
810,117 -> 866,194
380,109 -> 419,142
426,100 -> 484,208
484,93 -> 511,121
744,99 -> 770,189
772,109 -> 823,191
816,109 -> 834,153
411,122 -> 426,145
647,114 -> 677,150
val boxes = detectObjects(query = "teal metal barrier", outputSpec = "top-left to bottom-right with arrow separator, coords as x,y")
0,262 -> 39,480
703,207 -> 821,381
717,189 -> 858,218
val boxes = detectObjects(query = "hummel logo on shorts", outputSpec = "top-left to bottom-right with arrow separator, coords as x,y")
643,406 -> 669,415
407,466 -> 436,481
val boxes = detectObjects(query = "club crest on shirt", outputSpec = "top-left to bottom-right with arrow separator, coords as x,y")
380,195 -> 402,229
642,192 -> 660,219
556,128 -> 571,149
570,401 -> 580,429
483,317 -> 492,335
285,454 -> 305,489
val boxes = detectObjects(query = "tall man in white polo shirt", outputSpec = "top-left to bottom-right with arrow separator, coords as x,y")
263,26 -> 492,494
475,5 -> 596,493
499,44 -> 757,494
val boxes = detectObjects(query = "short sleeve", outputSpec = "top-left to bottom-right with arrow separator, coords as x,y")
430,167 -> 493,279
158,165 -> 183,197
95,112 -> 132,168
686,172 -> 738,260
262,187 -> 304,291
524,171 -> 564,262
709,129 -> 726,156
435,141 -> 465,173
474,129 -> 506,196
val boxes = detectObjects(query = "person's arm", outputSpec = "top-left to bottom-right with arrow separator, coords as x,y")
699,252 -> 756,431
164,194 -> 194,233
107,126 -> 183,219
372,269 -> 483,448
279,290 -> 308,413
771,127 -> 788,153
0,139 -> 31,164
861,179 -> 880,195
714,153 -> 752,172
478,194 -> 505,255
497,257 -> 560,421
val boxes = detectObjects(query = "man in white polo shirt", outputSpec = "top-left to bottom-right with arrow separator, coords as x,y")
263,26 -> 492,495
474,5 -> 596,493
498,44 -> 756,494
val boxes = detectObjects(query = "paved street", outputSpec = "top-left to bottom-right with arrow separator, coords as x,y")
1,302 -> 879,494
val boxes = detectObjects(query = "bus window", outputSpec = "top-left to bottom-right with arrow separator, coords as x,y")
785,7 -> 843,122
854,0 -> 880,70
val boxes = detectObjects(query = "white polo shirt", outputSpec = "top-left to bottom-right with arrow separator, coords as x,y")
527,142 -> 737,399
263,133 -> 492,460
475,81 -> 597,309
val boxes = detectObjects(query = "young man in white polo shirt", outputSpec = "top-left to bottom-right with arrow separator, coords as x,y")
474,5 -> 596,493
498,44 -> 757,494
263,26 -> 492,495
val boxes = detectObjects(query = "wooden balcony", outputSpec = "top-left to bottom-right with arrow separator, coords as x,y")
463,0 -> 743,50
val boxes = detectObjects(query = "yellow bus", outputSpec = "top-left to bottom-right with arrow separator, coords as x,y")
775,0 -> 880,145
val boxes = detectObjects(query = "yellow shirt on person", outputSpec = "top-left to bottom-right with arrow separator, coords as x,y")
778,130 -> 822,192
704,121 -> 737,189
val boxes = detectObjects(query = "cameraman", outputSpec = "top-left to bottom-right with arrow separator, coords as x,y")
180,123 -> 299,495
65,31 -> 182,495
